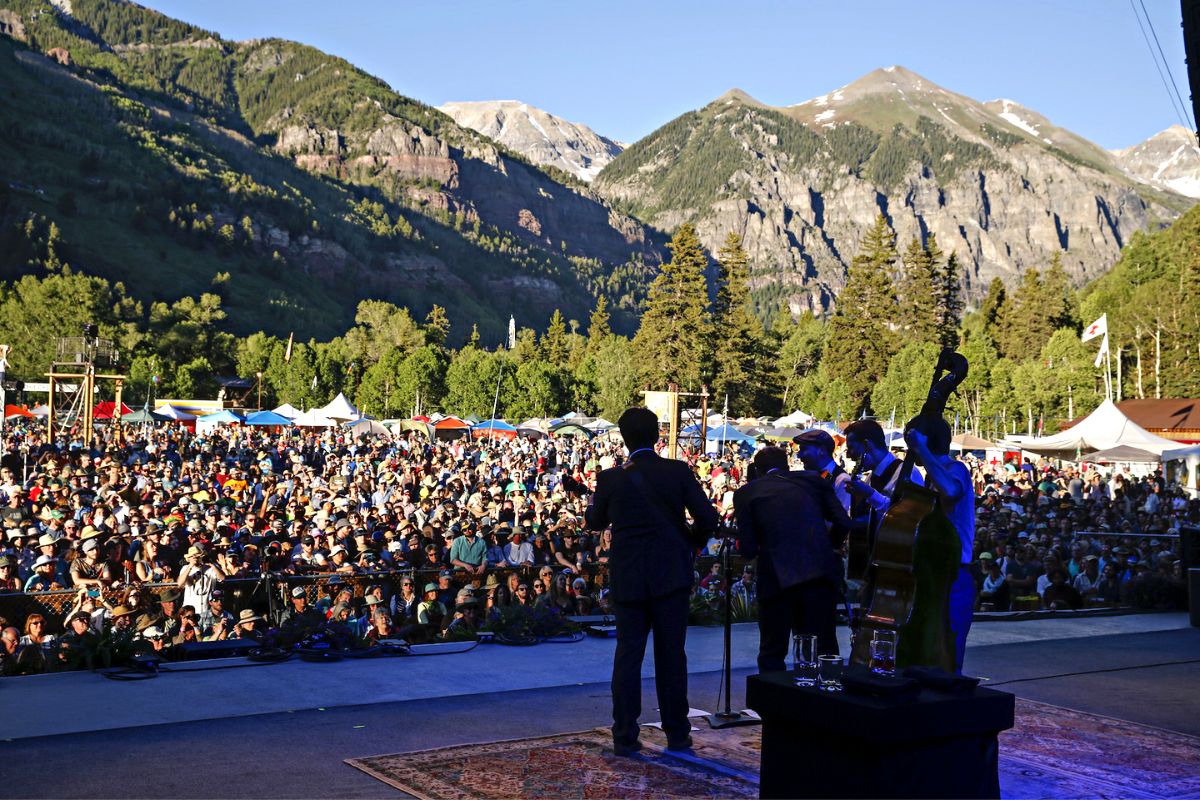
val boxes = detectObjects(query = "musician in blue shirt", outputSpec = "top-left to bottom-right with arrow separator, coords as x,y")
904,417 -> 976,674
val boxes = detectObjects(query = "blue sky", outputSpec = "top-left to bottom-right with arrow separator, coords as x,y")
143,0 -> 1192,150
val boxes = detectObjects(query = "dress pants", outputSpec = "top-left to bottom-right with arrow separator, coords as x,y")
611,588 -> 690,748
756,577 -> 839,673
949,566 -> 976,674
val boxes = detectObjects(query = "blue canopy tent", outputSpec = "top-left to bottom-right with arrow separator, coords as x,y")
471,419 -> 517,439
244,410 -> 294,427
197,410 -> 245,424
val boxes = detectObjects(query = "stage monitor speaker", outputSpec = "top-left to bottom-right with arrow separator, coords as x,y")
175,639 -> 261,661
1190,569 -> 1200,629
1179,525 -> 1200,572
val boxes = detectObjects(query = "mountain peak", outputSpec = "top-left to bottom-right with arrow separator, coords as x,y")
437,100 -> 622,182
714,87 -> 765,107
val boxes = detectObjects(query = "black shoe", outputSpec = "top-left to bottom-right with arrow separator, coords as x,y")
666,735 -> 693,751
613,740 -> 643,757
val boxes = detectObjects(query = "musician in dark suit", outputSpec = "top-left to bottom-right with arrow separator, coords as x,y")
585,407 -> 719,757
733,446 -> 854,672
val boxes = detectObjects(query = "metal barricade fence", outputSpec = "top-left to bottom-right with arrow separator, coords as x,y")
0,557 -> 747,633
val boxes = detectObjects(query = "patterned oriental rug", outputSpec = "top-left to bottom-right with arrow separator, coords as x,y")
345,699 -> 1200,799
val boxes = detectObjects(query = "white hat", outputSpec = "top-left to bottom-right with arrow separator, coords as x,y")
329,544 -> 347,557
34,554 -> 55,567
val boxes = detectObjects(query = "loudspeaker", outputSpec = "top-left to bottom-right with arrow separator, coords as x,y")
175,639 -> 261,661
1190,569 -> 1200,629
1179,525 -> 1200,571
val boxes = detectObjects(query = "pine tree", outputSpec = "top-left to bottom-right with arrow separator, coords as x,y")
898,234 -> 940,345
632,223 -> 712,389
424,305 -> 450,348
587,295 -> 611,344
1041,251 -> 1080,332
977,277 -> 1006,345
710,232 -> 765,414
824,214 -> 898,415
541,309 -> 569,368
936,250 -> 964,350
997,268 -> 1055,361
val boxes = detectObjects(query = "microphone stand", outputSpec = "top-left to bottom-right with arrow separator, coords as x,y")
705,532 -> 760,729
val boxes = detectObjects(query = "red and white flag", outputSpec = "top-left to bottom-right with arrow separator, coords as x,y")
1082,314 -> 1107,342
284,332 -> 294,363
1094,333 -> 1109,368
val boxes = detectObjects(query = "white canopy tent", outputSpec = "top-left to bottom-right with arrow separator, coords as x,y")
319,392 -> 360,422
293,408 -> 336,427
1002,399 -> 1179,458
273,403 -> 302,421
775,410 -> 815,427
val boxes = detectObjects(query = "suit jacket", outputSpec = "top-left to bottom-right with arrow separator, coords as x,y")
585,451 -> 719,603
733,470 -> 853,600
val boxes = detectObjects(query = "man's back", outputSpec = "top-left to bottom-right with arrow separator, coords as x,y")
734,471 -> 849,599
586,451 -> 717,603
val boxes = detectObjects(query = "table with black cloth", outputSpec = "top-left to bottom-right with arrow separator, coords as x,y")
746,669 -> 1015,799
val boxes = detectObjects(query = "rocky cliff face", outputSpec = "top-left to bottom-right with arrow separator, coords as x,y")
233,40 -> 659,271
1111,124 -> 1200,199
595,66 -> 1193,315
438,100 -> 624,183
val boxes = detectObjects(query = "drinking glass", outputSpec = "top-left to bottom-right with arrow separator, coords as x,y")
869,630 -> 897,676
792,634 -> 818,686
818,654 -> 844,692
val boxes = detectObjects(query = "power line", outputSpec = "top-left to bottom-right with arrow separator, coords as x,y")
1137,0 -> 1195,128
1130,0 -> 1192,131
1138,0 -> 1196,130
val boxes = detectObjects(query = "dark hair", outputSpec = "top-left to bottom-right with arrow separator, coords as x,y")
617,407 -> 659,451
751,446 -> 788,475
844,419 -> 886,451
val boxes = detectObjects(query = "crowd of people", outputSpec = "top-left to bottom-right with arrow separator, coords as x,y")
0,417 -> 1192,675
964,458 -> 1194,611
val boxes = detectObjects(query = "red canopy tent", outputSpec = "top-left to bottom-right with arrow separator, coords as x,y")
92,401 -> 133,420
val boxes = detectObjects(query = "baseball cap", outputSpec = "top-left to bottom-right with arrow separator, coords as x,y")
291,586 -> 306,598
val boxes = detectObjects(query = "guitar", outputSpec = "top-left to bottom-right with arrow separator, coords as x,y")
849,349 -> 969,672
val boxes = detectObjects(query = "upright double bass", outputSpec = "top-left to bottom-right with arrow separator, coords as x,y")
850,350 -> 968,672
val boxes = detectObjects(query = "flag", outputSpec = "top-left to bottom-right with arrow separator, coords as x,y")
284,332 -> 294,363
1082,314 -> 1107,342
310,374 -> 318,391
1094,333 -> 1109,368
151,375 -> 159,385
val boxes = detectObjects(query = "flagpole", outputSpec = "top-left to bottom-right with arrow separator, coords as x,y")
1105,342 -> 1114,403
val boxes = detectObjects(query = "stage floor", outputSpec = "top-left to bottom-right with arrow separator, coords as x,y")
0,613 -> 1195,798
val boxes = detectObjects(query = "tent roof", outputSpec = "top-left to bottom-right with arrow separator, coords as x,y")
585,418 -> 616,430
390,419 -> 434,437
346,418 -> 390,435
245,410 -> 294,426
155,405 -> 196,421
121,407 -> 169,423
951,433 -> 998,450
272,403 -> 301,420
472,419 -> 516,432
319,392 -> 359,421
198,409 -> 245,423
1013,399 -> 1180,457
1162,443 -> 1200,462
92,401 -> 133,420
775,410 -> 815,426
549,422 -> 593,438
1078,445 -> 1162,464
292,409 -> 335,427
433,416 -> 470,429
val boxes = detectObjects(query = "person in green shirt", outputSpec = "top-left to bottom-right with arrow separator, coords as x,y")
449,521 -> 487,577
